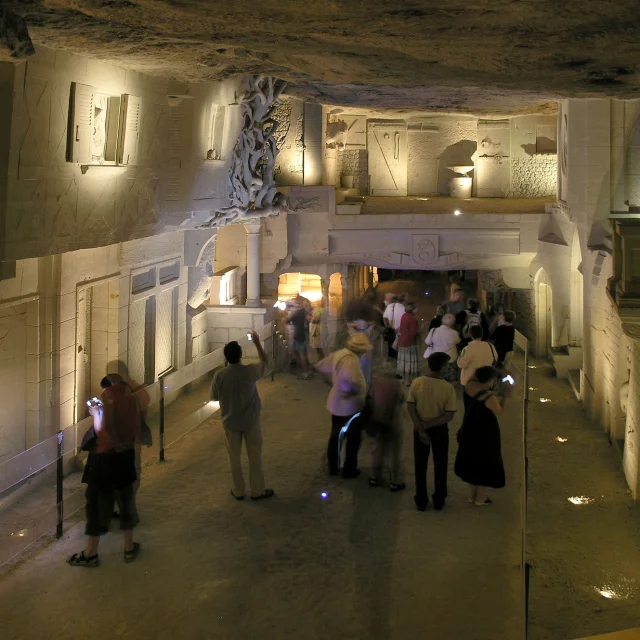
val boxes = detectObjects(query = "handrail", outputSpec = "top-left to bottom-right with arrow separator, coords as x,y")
514,330 -> 530,640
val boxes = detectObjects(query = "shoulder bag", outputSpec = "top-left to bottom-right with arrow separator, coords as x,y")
423,328 -> 436,359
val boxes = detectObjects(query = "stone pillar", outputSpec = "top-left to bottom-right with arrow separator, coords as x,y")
367,266 -> 374,291
244,223 -> 262,308
341,274 -> 349,317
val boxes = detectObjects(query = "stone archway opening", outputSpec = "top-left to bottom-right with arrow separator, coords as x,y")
534,267 -> 553,358
277,272 -> 323,303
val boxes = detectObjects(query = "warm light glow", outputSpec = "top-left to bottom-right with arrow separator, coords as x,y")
528,365 -> 537,369
302,289 -> 323,302
556,437 -> 568,443
568,496 -> 594,505
592,578 -> 636,601
208,401 -> 220,409
529,386 -> 537,391
453,209 -> 462,216
539,398 -> 551,403
273,300 -> 287,310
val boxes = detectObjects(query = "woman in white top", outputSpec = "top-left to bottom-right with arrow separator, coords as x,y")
424,313 -> 460,384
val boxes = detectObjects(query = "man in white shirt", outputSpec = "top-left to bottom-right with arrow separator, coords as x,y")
211,331 -> 274,501
383,294 -> 406,358
457,325 -> 498,408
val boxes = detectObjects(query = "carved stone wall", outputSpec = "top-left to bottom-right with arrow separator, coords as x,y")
510,155 -> 557,197
273,97 -> 303,186
337,150 -> 368,191
509,287 -> 536,341
3,47 -> 241,261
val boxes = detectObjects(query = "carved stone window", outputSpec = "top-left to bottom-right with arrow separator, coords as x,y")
68,83 -> 142,166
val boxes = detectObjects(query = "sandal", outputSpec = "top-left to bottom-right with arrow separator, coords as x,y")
124,542 -> 141,563
251,489 -> 275,501
67,551 -> 99,568
230,490 -> 244,501
368,477 -> 380,487
474,498 -> 492,506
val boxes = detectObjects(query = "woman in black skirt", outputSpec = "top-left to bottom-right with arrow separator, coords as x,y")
454,366 -> 512,505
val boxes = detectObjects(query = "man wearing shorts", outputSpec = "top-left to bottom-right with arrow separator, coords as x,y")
67,374 -> 141,567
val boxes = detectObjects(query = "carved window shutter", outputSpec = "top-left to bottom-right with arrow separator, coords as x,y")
69,82 -> 95,163
117,94 -> 142,166
166,103 -> 185,201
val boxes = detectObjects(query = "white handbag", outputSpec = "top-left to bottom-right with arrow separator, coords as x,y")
423,328 -> 435,359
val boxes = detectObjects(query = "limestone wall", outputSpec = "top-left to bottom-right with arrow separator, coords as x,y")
510,155 -> 557,197
337,150 -> 368,191
2,47 -> 239,262
0,232 -> 190,455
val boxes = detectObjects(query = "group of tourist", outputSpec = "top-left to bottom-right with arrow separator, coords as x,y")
69,277 -> 518,568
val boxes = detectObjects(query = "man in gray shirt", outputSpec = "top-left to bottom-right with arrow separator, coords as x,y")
211,331 -> 274,501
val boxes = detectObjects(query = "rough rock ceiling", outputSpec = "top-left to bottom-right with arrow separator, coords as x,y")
2,1 -> 640,115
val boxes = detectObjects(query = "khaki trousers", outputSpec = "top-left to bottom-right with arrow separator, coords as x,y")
224,425 -> 266,498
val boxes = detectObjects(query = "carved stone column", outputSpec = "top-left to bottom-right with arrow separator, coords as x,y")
341,274 -> 349,316
244,223 -> 262,308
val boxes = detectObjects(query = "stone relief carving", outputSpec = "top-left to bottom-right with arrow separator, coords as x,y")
200,76 -> 289,228
622,322 -> 640,340
412,235 -> 439,266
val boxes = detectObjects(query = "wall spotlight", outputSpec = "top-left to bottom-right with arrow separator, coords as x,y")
453,210 -> 462,216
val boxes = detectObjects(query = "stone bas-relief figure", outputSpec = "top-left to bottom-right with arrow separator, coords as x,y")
201,76 -> 289,228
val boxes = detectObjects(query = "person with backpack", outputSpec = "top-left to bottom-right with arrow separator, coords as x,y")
457,325 -> 499,409
364,373 -> 406,492
461,299 -> 489,346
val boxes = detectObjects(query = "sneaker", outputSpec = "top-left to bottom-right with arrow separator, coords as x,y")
251,489 -> 275,501
67,551 -> 99,568
124,542 -> 141,563
389,482 -> 406,493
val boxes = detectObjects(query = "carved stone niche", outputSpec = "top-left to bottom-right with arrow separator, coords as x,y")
609,217 -> 640,310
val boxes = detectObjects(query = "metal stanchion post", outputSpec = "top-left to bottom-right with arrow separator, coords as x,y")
56,430 -> 64,539
521,339 -> 530,640
159,379 -> 165,462
271,320 -> 276,382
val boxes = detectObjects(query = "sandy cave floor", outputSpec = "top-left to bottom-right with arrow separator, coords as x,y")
0,363 -> 524,639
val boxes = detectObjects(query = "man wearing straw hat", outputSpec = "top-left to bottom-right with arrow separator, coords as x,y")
316,333 -> 371,478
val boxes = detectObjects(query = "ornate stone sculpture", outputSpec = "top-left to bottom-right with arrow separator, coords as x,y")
201,75 -> 289,228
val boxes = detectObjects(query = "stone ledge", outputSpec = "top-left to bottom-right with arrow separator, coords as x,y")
205,305 -> 268,314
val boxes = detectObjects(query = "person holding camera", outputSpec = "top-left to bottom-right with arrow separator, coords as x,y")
67,373 -> 141,567
454,365 -> 511,506
211,331 -> 274,501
